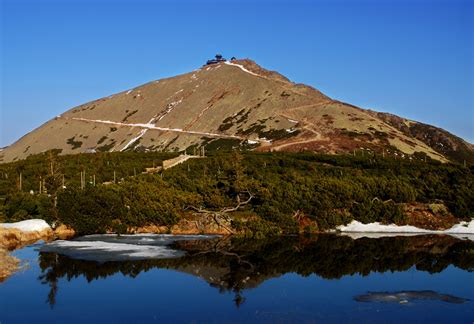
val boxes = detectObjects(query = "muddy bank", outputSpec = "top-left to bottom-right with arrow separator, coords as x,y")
0,222 -> 76,282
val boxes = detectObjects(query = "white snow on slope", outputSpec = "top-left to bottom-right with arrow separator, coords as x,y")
224,61 -> 260,77
71,117 -> 253,141
0,219 -> 51,232
158,99 -> 183,121
338,220 -> 474,234
338,220 -> 474,241
121,128 -> 148,151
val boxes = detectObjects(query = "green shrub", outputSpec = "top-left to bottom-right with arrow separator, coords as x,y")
57,186 -> 126,235
4,192 -> 55,224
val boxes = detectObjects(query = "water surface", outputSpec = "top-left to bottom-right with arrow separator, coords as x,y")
1,234 -> 473,323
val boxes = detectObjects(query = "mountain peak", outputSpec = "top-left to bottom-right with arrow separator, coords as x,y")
1,58 -> 472,164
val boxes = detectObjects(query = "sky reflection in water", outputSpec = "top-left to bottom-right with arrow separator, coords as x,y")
1,234 -> 473,323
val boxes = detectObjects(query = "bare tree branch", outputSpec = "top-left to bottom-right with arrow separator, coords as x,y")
184,190 -> 254,234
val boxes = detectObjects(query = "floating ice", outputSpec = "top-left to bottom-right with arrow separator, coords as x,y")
41,234 -> 219,261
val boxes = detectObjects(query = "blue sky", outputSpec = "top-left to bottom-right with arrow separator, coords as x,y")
1,0 -> 473,146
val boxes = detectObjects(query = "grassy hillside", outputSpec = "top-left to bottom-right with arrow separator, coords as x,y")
2,60 -> 472,164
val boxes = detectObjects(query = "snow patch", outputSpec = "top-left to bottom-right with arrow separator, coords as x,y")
338,220 -> 474,241
288,119 -> 299,123
286,128 -> 298,133
126,90 -> 132,95
224,61 -> 260,77
72,117 -> 244,140
121,129 -> 148,151
0,219 -> 51,232
158,99 -> 183,121
246,139 -> 258,145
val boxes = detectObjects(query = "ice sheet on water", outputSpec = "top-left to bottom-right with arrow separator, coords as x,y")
41,234 -> 219,261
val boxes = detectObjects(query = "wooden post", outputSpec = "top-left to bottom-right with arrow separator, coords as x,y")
114,170 -> 116,184
19,172 -> 22,191
39,176 -> 42,194
62,174 -> 65,188
93,174 -> 96,186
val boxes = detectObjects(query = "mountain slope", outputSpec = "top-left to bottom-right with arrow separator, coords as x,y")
1,59 -> 472,163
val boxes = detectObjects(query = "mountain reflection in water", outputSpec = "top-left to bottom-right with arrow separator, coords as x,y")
38,234 -> 474,308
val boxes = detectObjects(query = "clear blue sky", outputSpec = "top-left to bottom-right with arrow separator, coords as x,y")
1,0 -> 473,147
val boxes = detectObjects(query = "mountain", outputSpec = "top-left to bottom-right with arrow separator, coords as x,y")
1,58 -> 473,163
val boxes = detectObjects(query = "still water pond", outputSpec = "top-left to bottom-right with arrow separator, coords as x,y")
1,234 -> 473,323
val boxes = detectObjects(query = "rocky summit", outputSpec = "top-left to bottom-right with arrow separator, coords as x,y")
2,57 -> 472,163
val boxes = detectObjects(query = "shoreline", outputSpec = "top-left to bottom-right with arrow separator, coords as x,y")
0,218 -> 472,282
